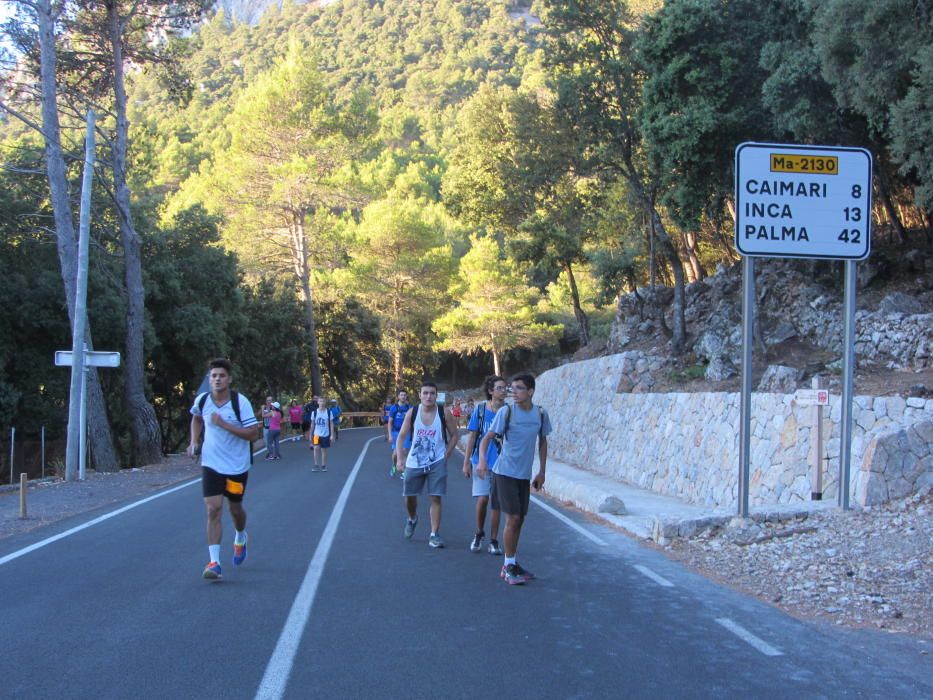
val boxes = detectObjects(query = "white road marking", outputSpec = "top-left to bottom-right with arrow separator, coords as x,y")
0,441 -> 281,568
453,446 -> 608,547
715,618 -> 784,656
0,478 -> 199,567
634,564 -> 674,587
531,496 -> 607,546
254,436 -> 382,700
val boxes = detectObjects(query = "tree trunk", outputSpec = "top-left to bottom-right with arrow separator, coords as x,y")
294,217 -> 323,396
108,1 -> 162,466
652,213 -> 687,354
681,230 -> 705,282
37,0 -> 119,472
564,262 -> 590,347
491,346 -> 501,376
873,171 -> 906,245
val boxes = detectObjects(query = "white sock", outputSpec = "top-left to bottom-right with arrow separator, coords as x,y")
209,545 -> 221,563
234,530 -> 247,545
504,556 -> 516,567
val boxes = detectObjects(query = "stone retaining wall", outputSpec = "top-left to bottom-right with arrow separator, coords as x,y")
535,354 -> 932,507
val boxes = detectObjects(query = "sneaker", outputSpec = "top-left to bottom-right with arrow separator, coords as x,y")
232,537 -> 247,566
202,561 -> 222,580
470,533 -> 484,552
320,465 -> 327,471
428,534 -> 445,548
389,464 -> 397,477
502,563 -> 525,585
487,539 -> 503,555
311,465 -> 320,471
514,563 -> 535,581
404,517 -> 418,539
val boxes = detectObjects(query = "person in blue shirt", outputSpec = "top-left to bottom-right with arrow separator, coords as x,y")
462,375 -> 507,555
329,400 -> 342,442
386,389 -> 411,477
477,372 -> 551,586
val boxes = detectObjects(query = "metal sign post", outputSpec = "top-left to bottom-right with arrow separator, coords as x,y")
55,350 -> 120,480
734,142 -> 872,514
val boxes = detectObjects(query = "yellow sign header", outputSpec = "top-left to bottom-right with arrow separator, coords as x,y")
770,153 -> 838,175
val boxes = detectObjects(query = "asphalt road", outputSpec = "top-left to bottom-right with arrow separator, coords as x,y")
0,428 -> 929,699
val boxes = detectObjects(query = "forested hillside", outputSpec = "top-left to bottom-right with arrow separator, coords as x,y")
1,0 -> 930,473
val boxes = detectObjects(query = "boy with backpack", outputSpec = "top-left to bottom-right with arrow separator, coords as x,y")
395,381 -> 457,548
462,376 -> 507,554
476,372 -> 551,585
188,358 -> 260,581
386,389 -> 411,477
309,396 -> 334,471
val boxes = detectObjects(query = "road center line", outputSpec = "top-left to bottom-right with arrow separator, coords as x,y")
634,564 -> 674,587
715,617 -> 784,656
0,478 -> 199,568
254,436 -> 381,700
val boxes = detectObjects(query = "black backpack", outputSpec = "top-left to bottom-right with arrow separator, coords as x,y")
407,402 -> 449,445
471,401 -> 488,459
197,391 -> 253,464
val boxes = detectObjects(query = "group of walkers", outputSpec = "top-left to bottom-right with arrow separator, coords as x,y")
386,373 -> 551,586
188,357 -> 550,587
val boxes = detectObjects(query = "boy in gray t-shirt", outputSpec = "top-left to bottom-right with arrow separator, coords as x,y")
477,371 -> 551,586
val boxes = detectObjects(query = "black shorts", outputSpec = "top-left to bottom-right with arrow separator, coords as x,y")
301,421 -> 311,433
491,473 -> 530,516
202,467 -> 249,502
290,421 -> 300,430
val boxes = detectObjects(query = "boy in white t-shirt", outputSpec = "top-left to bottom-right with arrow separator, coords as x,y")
188,358 -> 259,581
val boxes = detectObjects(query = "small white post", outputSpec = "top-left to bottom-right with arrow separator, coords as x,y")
810,377 -> 824,500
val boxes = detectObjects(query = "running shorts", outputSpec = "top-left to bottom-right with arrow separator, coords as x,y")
202,466 -> 249,502
490,472 -> 529,516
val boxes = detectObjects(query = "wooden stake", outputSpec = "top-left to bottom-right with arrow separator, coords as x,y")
19,472 -> 27,519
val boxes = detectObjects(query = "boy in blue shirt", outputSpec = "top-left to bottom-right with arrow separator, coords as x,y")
386,389 -> 411,476
477,372 -> 551,586
462,376 -> 507,555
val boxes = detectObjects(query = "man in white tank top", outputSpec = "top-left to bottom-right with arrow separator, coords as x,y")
395,381 -> 458,548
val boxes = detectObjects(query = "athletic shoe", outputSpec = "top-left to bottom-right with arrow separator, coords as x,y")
311,465 -> 320,471
232,538 -> 248,566
202,561 -> 222,580
514,563 -> 535,581
320,465 -> 327,471
389,464 -> 397,477
470,533 -> 484,552
404,517 -> 418,539
502,564 -> 525,585
487,539 -> 503,555
428,534 -> 445,548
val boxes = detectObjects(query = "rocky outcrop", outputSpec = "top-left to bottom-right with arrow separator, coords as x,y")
609,256 -> 933,371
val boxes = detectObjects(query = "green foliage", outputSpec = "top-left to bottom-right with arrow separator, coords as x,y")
432,235 -> 561,370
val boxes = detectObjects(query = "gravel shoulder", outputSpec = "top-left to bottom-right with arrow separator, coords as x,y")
661,490 -> 932,639
0,455 -> 199,541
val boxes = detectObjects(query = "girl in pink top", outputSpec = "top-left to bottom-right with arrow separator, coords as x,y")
266,402 -> 284,459
288,401 -> 302,436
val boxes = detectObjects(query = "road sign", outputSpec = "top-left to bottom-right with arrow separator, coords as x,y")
793,388 -> 829,406
735,143 -> 872,260
55,350 -> 121,368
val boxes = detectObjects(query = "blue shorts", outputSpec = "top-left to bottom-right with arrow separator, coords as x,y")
390,431 -> 411,451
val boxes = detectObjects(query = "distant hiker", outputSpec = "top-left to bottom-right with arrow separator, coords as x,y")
265,401 -> 283,460
396,381 -> 457,548
462,375 -> 507,555
477,372 -> 551,585
386,389 -> 411,477
329,399 -> 342,442
288,400 -> 302,437
188,358 -> 259,581
302,398 -> 316,442
310,396 -> 334,471
381,396 -> 393,426
261,395 -> 273,451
